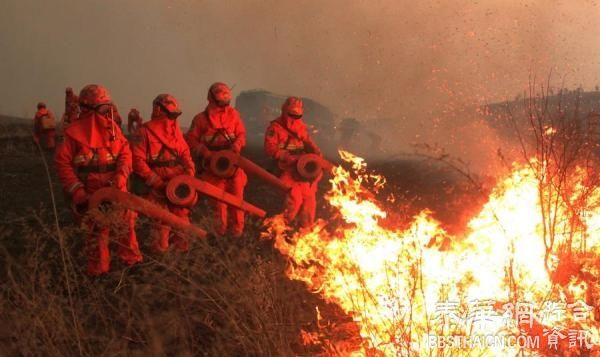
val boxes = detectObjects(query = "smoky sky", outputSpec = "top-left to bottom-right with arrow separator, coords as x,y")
2,0 -> 600,131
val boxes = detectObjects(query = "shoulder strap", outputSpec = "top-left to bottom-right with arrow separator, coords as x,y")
271,120 -> 303,150
145,130 -> 152,162
204,110 -> 233,146
145,125 -> 179,161
272,120 -> 301,141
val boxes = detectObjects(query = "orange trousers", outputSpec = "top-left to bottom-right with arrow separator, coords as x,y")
146,190 -> 191,253
281,171 -> 321,228
74,204 -> 141,276
201,169 -> 247,237
34,129 -> 56,150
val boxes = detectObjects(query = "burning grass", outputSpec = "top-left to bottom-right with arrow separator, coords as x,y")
261,81 -> 600,355
262,151 -> 599,356
0,140 -> 483,356
1,85 -> 599,356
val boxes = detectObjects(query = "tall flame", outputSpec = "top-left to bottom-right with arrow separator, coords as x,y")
263,151 -> 599,355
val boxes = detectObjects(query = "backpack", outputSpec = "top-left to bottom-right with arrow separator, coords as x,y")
39,113 -> 56,130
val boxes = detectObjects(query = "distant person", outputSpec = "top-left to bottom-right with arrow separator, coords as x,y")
264,97 -> 322,228
132,94 -> 195,252
127,108 -> 144,137
61,87 -> 80,128
33,102 -> 56,151
54,84 -> 142,276
186,82 -> 247,237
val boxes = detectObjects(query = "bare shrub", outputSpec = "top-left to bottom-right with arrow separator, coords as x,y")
504,77 -> 600,270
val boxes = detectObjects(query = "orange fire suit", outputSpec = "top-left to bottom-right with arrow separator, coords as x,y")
133,118 -> 195,252
54,112 -> 141,276
127,109 -> 144,137
33,108 -> 56,150
265,116 -> 322,227
62,93 -> 80,127
186,106 -> 247,237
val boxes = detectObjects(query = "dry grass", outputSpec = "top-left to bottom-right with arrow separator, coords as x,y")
0,206 -> 331,356
0,128 -> 501,356
0,137 -> 329,356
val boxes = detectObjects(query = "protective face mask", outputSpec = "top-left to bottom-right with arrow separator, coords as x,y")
166,110 -> 182,120
216,99 -> 230,108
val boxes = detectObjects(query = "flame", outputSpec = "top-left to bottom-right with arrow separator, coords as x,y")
263,150 -> 600,355
544,126 -> 557,136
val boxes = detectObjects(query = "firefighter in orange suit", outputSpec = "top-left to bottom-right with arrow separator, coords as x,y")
54,84 -> 142,276
132,94 -> 195,252
186,82 -> 247,237
61,87 -> 80,128
33,102 -> 56,150
127,108 -> 144,137
264,97 -> 322,228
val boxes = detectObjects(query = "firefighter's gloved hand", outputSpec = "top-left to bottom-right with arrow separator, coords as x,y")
193,144 -> 212,159
146,174 -> 167,190
276,150 -> 293,164
72,187 -> 89,206
231,141 -> 242,154
275,150 -> 292,162
113,174 -> 128,190
202,149 -> 213,160
155,179 -> 166,190
304,138 -> 321,156
191,145 -> 202,157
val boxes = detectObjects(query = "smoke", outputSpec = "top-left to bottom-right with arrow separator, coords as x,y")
1,0 -> 600,169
